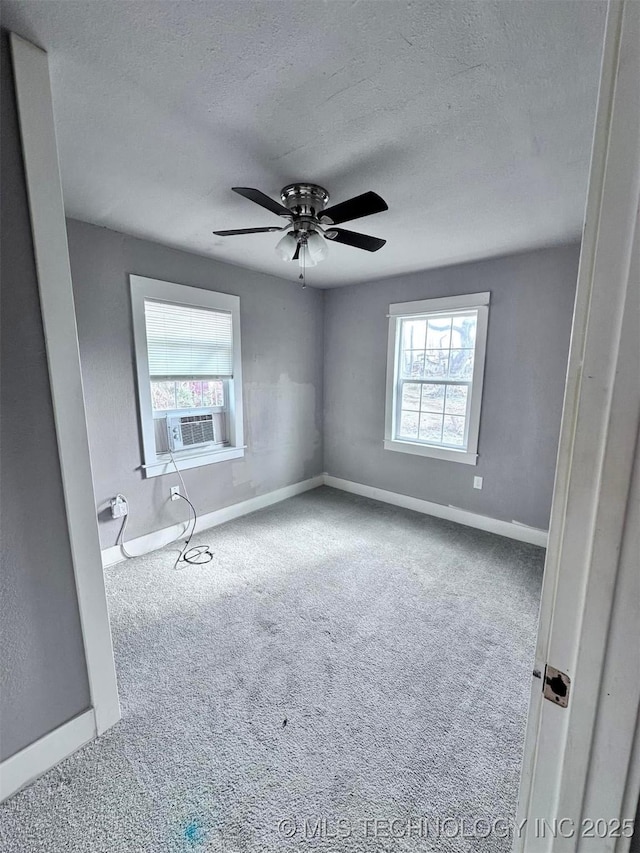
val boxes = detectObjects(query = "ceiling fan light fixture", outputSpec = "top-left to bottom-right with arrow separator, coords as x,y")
306,230 -> 328,263
275,232 -> 298,262
298,243 -> 318,268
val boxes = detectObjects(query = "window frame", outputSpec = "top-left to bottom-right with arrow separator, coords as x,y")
130,275 -> 244,477
384,292 -> 490,465
149,379 -> 226,417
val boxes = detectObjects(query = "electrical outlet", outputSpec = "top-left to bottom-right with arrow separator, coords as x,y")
110,495 -> 128,519
170,486 -> 181,501
473,476 -> 483,490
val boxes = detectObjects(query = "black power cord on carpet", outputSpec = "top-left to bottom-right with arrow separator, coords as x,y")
167,449 -> 213,570
171,491 -> 213,569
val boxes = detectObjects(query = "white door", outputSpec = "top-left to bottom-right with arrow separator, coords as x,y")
514,2 -> 640,851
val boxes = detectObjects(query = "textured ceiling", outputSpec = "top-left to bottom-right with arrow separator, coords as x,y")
2,1 -> 606,287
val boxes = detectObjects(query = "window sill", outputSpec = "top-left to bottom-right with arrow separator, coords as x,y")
143,445 -> 246,478
383,438 -> 478,465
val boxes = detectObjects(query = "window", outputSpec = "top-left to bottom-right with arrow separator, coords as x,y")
384,292 -> 489,464
130,275 -> 244,476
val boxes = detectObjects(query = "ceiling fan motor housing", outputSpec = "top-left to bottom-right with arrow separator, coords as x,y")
280,183 -> 330,232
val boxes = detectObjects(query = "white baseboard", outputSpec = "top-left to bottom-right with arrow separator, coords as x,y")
102,474 -> 325,567
323,475 -> 548,547
102,473 -> 548,566
0,709 -> 95,802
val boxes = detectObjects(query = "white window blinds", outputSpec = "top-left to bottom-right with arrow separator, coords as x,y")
144,300 -> 233,379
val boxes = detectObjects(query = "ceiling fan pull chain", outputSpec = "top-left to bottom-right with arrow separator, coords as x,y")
299,242 -> 306,289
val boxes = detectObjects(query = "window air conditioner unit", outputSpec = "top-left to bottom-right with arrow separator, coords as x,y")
167,413 -> 216,451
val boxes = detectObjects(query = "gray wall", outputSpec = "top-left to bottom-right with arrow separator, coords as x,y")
66,219 -> 324,549
69,221 -> 574,547
323,244 -> 579,531
0,31 -> 90,761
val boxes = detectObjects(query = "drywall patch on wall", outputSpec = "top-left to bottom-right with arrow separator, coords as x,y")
243,375 -> 320,490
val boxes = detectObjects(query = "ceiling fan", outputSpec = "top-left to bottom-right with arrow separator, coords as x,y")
213,184 -> 388,280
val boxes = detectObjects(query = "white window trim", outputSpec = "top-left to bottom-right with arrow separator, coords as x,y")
130,275 -> 244,477
384,291 -> 490,465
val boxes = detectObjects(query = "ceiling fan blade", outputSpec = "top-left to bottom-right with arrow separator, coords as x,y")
321,191 -> 388,225
328,228 -> 386,252
292,244 -> 300,261
213,226 -> 284,236
232,187 -> 291,218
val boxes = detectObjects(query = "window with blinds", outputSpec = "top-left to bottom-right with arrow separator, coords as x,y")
130,275 -> 244,476
143,300 -> 233,380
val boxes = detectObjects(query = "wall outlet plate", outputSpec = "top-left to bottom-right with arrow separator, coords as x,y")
110,496 -> 128,519
473,476 -> 483,490
170,486 -> 180,501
